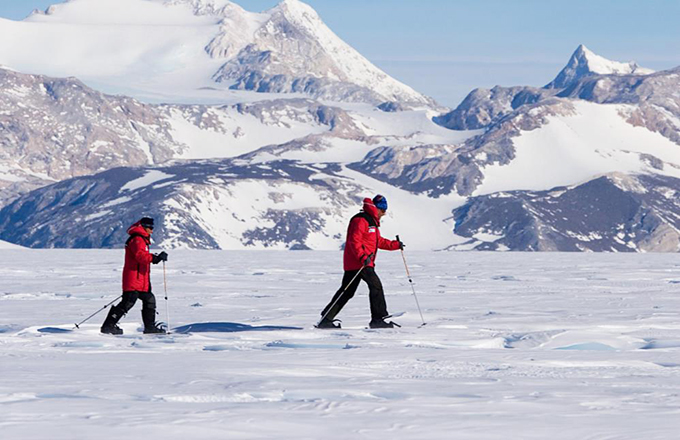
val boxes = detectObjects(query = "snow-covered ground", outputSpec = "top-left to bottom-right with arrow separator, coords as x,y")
0,240 -> 23,249
1,250 -> 680,439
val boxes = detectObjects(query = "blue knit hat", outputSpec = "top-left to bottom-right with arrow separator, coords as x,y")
140,217 -> 154,230
373,195 -> 388,211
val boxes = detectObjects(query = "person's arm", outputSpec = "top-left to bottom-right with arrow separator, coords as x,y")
130,236 -> 154,265
378,235 -> 402,251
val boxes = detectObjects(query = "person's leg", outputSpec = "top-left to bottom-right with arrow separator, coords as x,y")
139,291 -> 162,332
101,291 -> 139,333
362,267 -> 389,320
320,270 -> 362,322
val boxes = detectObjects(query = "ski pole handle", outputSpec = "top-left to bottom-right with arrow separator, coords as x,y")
396,235 -> 405,251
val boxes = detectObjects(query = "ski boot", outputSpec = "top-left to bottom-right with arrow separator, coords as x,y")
142,308 -> 167,334
369,318 -> 401,329
101,306 -> 124,335
316,318 -> 342,329
101,324 -> 123,335
143,323 -> 167,334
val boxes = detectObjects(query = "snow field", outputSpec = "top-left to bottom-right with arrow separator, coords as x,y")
0,10 -> 223,93
1,250 -> 680,439
475,101 -> 680,196
166,106 -> 330,160
0,240 -> 24,249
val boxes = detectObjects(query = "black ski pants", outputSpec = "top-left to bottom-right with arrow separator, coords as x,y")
113,291 -> 157,327
321,267 -> 389,321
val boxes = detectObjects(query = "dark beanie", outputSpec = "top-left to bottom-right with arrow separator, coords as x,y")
373,195 -> 388,211
140,217 -> 154,229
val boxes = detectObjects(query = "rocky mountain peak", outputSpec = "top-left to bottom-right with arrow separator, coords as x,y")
209,0 -> 434,105
546,44 -> 654,89
273,0 -> 325,27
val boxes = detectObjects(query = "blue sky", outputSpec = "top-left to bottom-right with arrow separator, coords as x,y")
2,0 -> 679,107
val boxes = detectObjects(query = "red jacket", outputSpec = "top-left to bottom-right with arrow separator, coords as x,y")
122,223 -> 154,292
343,198 -> 401,271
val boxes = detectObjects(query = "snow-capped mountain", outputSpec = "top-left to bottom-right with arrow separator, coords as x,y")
436,45 -> 655,131
1,0 -> 434,107
2,8 -> 680,254
208,0 -> 434,106
546,44 -> 654,89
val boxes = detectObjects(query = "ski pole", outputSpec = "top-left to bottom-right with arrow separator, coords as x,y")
397,235 -> 426,327
317,266 -> 365,327
163,260 -> 170,333
73,295 -> 123,330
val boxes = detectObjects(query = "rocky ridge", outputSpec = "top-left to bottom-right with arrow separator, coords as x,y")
0,159 -> 365,249
450,173 -> 680,252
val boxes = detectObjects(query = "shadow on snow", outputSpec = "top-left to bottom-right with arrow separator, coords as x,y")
173,322 -> 303,334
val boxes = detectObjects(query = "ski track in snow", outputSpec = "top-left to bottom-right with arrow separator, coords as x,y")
1,250 -> 680,439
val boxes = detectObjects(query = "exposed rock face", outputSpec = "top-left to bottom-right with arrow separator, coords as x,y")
0,68 -> 191,205
449,174 -> 680,252
433,86 -> 552,130
0,68 -> 177,184
377,102 -> 406,113
234,99 -> 364,138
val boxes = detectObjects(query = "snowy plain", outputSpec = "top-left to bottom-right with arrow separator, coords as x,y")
1,250 -> 680,439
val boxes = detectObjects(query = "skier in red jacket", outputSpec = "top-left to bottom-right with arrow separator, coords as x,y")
318,195 -> 404,329
100,217 -> 168,335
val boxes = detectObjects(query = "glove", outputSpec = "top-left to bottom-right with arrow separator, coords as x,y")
152,251 -> 168,264
363,253 -> 374,267
397,239 -> 405,250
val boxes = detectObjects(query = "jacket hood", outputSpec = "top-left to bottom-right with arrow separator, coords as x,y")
362,198 -> 381,226
127,222 -> 151,238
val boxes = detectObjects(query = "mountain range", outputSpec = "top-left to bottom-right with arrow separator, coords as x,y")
1,0 -> 679,252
